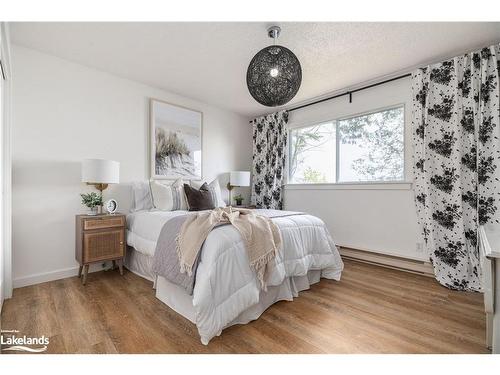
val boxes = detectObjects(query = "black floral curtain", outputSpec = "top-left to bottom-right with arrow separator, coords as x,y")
250,111 -> 289,209
412,44 -> 500,291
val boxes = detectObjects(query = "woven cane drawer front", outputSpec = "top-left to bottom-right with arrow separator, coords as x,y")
83,229 -> 124,263
83,216 -> 125,230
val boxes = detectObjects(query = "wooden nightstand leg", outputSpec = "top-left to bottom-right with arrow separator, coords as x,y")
82,265 -> 89,285
78,265 -> 83,278
112,260 -> 116,270
117,258 -> 123,276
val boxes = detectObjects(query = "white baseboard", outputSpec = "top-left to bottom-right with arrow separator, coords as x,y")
337,243 -> 428,262
13,266 -> 80,288
340,247 -> 434,277
13,263 -> 112,288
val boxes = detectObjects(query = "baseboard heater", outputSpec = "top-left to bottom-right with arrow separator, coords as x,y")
339,246 -> 434,277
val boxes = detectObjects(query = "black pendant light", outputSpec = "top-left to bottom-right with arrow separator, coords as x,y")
246,26 -> 302,107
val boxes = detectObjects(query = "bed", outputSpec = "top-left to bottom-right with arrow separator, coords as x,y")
125,207 -> 344,345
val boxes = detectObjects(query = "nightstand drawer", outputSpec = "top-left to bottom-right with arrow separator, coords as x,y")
83,216 -> 125,230
83,229 -> 125,262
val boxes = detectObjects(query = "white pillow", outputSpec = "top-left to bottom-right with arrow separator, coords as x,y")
150,178 -> 188,211
191,178 -> 226,208
131,181 -> 154,212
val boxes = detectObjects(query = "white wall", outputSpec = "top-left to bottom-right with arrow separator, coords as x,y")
284,77 -> 425,261
11,45 -> 252,287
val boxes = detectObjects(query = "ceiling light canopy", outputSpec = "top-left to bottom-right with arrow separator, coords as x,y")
246,26 -> 302,107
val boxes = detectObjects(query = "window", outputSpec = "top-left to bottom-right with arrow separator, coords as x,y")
288,105 -> 404,184
289,122 -> 336,183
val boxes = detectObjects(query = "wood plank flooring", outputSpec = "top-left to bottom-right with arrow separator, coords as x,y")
0,259 -> 490,354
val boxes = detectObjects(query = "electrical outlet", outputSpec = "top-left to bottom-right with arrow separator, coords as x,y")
416,242 -> 424,252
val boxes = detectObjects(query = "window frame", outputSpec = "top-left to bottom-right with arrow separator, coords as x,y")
286,103 -> 407,186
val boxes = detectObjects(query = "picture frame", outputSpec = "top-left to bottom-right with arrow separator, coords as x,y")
150,98 -> 203,180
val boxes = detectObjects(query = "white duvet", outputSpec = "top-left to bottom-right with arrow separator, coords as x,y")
127,209 -> 344,344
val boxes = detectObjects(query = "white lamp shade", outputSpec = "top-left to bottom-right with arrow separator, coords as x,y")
230,171 -> 250,187
81,159 -> 120,184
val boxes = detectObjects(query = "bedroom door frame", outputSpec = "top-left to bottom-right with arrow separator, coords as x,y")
1,22 -> 13,304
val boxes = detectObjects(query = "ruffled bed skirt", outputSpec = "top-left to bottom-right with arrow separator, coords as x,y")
124,247 -> 156,282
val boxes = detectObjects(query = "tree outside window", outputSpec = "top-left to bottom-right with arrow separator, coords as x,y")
288,106 -> 404,183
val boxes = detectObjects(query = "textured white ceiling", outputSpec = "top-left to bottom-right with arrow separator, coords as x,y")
10,22 -> 500,118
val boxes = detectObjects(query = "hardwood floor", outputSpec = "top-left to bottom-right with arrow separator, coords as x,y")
0,259 -> 489,354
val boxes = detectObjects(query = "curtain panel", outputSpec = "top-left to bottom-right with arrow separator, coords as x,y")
412,44 -> 500,291
250,111 -> 289,209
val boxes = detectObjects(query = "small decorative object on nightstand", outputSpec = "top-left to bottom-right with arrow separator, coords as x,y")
104,199 -> 118,214
75,213 -> 126,285
80,192 -> 103,216
233,194 -> 244,206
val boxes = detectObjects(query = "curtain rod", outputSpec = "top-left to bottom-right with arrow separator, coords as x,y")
289,73 -> 411,112
249,72 -> 411,123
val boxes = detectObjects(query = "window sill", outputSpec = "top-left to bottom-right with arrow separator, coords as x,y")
284,181 -> 413,191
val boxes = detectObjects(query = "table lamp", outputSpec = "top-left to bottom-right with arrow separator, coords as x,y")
227,171 -> 250,205
82,159 -> 120,212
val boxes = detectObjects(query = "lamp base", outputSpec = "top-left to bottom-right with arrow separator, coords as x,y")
87,182 -> 108,192
226,183 -> 234,205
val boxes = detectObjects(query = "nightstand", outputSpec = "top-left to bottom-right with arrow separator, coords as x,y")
75,213 -> 126,285
232,205 -> 257,209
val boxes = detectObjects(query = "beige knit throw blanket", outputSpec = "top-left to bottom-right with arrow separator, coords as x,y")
176,207 -> 282,290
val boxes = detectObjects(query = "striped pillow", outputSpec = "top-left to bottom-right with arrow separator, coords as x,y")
150,178 -> 188,211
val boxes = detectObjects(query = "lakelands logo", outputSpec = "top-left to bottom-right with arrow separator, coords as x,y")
1,329 -> 49,353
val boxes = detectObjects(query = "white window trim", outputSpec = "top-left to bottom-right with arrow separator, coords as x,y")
284,181 -> 413,191
286,103 -> 407,187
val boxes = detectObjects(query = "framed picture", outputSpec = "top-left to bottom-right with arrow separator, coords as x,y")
150,99 -> 203,180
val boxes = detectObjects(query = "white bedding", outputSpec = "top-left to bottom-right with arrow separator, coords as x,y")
127,210 -> 189,256
127,209 -> 344,344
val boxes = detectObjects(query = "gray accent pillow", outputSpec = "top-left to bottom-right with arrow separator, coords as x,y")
184,183 -> 215,211
190,179 -> 226,207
